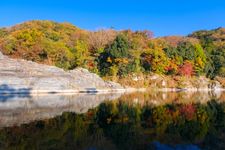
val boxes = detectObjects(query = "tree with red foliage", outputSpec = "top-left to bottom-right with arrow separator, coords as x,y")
178,61 -> 194,77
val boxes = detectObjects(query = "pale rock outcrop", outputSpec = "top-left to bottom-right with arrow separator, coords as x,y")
0,52 -> 4,59
0,51 -> 124,93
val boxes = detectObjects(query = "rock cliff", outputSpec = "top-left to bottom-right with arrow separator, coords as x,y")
0,51 -> 124,93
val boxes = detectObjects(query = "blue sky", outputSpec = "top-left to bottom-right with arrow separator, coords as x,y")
1,0 -> 225,37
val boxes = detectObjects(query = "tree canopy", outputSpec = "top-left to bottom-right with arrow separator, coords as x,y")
0,20 -> 224,78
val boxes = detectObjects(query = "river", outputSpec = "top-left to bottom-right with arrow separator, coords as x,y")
0,91 -> 224,150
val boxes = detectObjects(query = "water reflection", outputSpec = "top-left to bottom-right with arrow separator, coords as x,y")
0,84 -> 32,102
0,93 -> 123,127
0,91 -> 224,150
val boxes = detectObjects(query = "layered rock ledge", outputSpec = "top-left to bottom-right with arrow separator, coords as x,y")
0,52 -> 124,94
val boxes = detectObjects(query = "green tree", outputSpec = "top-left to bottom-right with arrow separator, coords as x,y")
105,34 -> 129,58
212,46 -> 225,77
177,41 -> 195,61
99,34 -> 130,76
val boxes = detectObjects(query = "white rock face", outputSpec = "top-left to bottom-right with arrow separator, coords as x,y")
0,52 -> 4,59
0,51 -> 124,93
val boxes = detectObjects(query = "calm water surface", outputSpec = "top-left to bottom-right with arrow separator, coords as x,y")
0,91 -> 224,150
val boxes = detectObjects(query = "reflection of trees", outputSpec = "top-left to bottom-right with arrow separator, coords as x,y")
0,100 -> 225,149
95,101 -> 146,150
0,113 -> 102,150
95,100 -> 225,149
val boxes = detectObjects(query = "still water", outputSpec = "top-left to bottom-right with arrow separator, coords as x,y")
0,91 -> 224,150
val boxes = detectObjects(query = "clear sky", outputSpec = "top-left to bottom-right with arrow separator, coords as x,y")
1,0 -> 225,37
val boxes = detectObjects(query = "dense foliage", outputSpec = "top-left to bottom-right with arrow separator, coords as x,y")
0,20 -> 224,78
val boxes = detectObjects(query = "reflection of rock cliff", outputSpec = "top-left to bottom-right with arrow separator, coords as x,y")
0,91 -> 224,128
0,51 -> 124,93
0,93 -> 123,127
121,91 -> 225,106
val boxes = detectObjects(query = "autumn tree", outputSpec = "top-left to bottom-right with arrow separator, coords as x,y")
71,40 -> 90,68
178,61 -> 194,77
141,48 -> 169,74
88,29 -> 117,55
175,41 -> 206,75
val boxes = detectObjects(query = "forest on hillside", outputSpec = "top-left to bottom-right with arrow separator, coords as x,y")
0,20 -> 224,78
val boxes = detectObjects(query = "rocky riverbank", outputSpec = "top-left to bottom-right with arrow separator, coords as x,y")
0,51 -> 224,93
0,52 -> 125,94
117,73 -> 225,91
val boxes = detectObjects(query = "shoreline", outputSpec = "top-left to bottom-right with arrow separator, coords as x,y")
156,88 -> 225,92
0,87 -> 224,95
